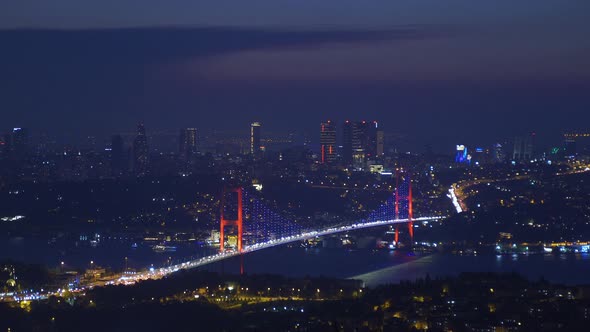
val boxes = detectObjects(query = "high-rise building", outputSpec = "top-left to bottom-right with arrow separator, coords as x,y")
472,147 -> 488,165
364,121 -> 379,159
493,143 -> 506,163
10,127 -> 28,159
564,137 -> 577,157
376,130 -> 384,157
133,123 -> 149,175
179,128 -> 198,160
513,133 -> 534,161
250,122 -> 261,158
111,134 -> 126,176
455,145 -> 469,164
342,120 -> 379,165
320,121 -> 337,164
343,121 -> 360,163
563,133 -> 590,157
342,121 -> 353,163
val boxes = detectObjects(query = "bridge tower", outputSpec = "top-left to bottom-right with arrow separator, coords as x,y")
394,171 -> 400,244
394,170 -> 413,246
220,187 -> 243,253
408,172 -> 414,243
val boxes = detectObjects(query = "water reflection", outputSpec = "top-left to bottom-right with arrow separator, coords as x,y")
3,234 -> 590,288
353,253 -> 590,287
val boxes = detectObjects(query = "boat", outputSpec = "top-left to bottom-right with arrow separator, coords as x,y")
152,244 -> 177,253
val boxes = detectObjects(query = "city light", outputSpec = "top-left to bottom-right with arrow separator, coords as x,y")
448,187 -> 463,213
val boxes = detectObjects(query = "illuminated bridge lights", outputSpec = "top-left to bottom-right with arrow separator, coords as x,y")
111,180 -> 442,284
242,189 -> 304,247
118,215 -> 442,285
8,184 -> 441,300
448,186 -> 463,213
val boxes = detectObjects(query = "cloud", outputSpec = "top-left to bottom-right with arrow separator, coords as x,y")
0,26 -> 442,66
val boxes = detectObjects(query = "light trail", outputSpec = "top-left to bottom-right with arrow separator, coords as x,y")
447,187 -> 463,213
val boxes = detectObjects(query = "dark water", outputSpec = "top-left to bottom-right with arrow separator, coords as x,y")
202,247 -> 419,278
202,247 -> 590,287
3,235 -> 590,287
352,253 -> 590,287
0,236 -> 216,270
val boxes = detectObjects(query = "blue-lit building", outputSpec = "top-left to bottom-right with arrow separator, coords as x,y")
455,145 -> 470,165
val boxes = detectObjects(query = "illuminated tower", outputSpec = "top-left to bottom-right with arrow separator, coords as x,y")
513,133 -> 534,161
133,123 -> 149,176
250,122 -> 261,158
492,143 -> 505,163
179,128 -> 198,160
220,187 -> 243,253
394,170 -> 414,246
343,120 -> 378,166
10,127 -> 28,160
320,121 -> 337,164
455,145 -> 468,164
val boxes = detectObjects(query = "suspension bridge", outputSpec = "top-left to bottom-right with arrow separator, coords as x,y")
6,173 -> 443,301
114,172 -> 442,284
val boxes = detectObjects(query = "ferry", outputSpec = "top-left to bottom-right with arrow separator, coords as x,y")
152,244 -> 177,253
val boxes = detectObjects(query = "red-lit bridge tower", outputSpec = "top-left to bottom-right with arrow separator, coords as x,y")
394,170 -> 414,246
219,187 -> 243,253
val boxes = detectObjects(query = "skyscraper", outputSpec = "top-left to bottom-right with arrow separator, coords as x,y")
513,133 -> 534,161
320,121 -> 337,164
250,122 -> 261,158
364,121 -> 379,159
111,134 -> 126,176
10,127 -> 28,160
376,130 -> 384,157
343,121 -> 358,163
133,123 -> 149,176
492,143 -> 506,163
564,137 -> 577,157
342,120 -> 379,165
179,128 -> 198,160
455,145 -> 469,164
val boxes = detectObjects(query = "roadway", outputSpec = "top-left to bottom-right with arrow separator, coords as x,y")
113,216 -> 442,286
4,216 -> 442,302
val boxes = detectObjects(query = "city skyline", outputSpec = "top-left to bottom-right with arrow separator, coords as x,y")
1,3 -> 590,331
1,1 -> 589,152
1,121 -> 586,155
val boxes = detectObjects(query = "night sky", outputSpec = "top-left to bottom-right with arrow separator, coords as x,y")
1,1 -> 589,151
